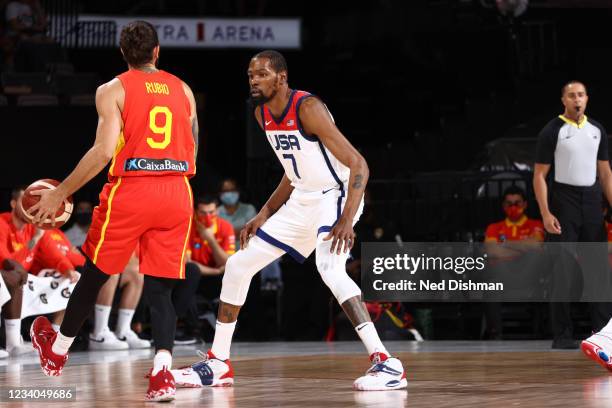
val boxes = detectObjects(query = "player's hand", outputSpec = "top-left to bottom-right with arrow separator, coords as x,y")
543,212 -> 561,234
323,216 -> 355,254
194,216 -> 216,242
67,270 -> 81,283
241,213 -> 268,249
28,188 -> 65,227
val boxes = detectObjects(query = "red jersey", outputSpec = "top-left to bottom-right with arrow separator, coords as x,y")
0,212 -> 36,269
109,69 -> 195,179
0,213 -> 72,273
30,229 -> 85,274
485,216 -> 544,243
188,217 -> 236,267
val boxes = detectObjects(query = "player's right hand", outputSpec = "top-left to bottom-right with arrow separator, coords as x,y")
240,214 -> 267,248
543,212 -> 561,234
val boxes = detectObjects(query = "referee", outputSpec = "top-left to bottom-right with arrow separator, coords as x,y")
534,80 -> 612,349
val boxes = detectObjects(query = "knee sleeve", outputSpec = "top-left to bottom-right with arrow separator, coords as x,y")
220,236 -> 282,306
316,240 -> 361,304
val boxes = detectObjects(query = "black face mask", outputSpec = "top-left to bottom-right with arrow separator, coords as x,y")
75,212 -> 92,226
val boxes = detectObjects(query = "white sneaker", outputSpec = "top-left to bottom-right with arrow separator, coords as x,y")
89,328 -> 129,350
7,337 -> 36,357
116,329 -> 151,349
0,348 -> 8,359
353,353 -> 408,391
171,350 -> 234,388
582,332 -> 612,372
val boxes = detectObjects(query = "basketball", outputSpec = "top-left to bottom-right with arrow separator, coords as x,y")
18,179 -> 74,229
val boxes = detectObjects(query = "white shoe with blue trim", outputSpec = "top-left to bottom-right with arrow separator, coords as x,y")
353,353 -> 408,391
172,350 -> 234,388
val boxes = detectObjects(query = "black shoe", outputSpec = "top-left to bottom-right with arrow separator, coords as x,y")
551,338 -> 580,349
174,333 -> 198,345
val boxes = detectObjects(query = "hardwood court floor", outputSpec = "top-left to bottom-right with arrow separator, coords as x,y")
1,341 -> 611,407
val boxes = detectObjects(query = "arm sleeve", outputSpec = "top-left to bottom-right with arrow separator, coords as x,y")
36,233 -> 73,274
535,121 -> 558,165
597,122 -> 609,161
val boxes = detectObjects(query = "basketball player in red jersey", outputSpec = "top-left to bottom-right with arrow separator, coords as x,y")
174,51 -> 406,391
27,21 -> 198,402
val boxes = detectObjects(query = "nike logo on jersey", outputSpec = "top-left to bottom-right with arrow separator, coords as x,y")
265,120 -> 272,126
322,188 -> 335,194
273,134 -> 301,151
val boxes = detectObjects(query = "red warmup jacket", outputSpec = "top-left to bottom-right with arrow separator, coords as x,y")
0,212 -> 74,274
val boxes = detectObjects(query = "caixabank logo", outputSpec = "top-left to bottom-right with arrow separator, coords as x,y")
124,158 -> 188,172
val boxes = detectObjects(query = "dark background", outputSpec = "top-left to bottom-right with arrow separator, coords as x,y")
3,1 -> 612,206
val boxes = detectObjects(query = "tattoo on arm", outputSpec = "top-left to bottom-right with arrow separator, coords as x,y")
352,174 -> 364,189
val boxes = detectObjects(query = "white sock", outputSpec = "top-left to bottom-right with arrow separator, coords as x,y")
355,322 -> 389,358
51,332 -> 75,356
5,319 -> 21,350
115,308 -> 135,336
152,350 -> 172,376
211,320 -> 236,361
51,324 -> 60,332
93,304 -> 111,337
600,318 -> 612,334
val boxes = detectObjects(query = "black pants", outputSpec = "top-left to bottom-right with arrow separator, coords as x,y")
547,182 -> 612,340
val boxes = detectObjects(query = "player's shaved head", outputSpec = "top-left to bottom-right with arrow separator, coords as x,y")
253,50 -> 288,77
120,20 -> 159,67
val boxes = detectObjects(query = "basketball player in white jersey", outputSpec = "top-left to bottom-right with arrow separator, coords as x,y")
172,50 -> 407,391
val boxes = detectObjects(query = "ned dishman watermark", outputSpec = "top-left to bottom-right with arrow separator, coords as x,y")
361,242 -> 612,302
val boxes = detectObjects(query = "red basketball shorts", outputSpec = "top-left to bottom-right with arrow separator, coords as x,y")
82,175 -> 193,279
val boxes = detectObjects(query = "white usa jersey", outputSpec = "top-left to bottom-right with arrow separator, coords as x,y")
261,90 -> 350,193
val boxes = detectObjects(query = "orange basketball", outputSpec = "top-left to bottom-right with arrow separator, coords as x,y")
18,179 -> 73,229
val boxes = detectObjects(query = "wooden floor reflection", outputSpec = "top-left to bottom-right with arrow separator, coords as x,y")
1,342 -> 611,407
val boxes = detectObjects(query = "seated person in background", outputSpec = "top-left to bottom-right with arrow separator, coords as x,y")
4,0 -> 52,69
174,195 -> 235,344
0,259 -> 29,358
89,250 -> 151,350
483,185 -> 544,339
485,185 -> 544,247
5,0 -> 48,40
188,194 -> 235,276
218,178 -> 281,289
64,201 -> 93,248
217,178 -> 256,248
0,187 -> 78,356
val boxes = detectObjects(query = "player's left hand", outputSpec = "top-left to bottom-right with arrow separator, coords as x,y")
323,216 -> 355,255
28,188 -> 64,227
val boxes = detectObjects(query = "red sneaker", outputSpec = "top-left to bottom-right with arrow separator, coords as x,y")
145,366 -> 176,402
30,316 -> 68,377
